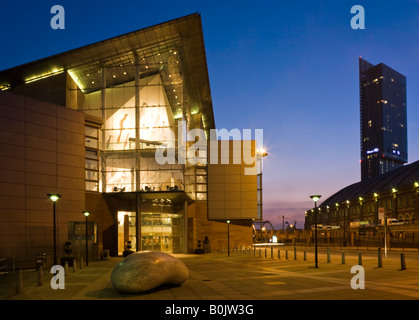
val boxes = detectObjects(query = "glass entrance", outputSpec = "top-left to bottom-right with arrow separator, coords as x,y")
141,212 -> 183,253
117,211 -> 136,255
140,198 -> 184,253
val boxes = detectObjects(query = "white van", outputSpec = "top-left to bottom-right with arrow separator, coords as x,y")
381,218 -> 404,226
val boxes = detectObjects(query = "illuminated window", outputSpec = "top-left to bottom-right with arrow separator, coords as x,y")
85,125 -> 100,192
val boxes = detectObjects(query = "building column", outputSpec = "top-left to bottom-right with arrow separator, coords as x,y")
123,214 -> 129,252
183,200 -> 188,253
100,66 -> 107,192
135,54 -> 141,191
136,192 -> 141,251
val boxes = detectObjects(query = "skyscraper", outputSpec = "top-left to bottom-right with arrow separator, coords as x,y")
359,57 -> 407,181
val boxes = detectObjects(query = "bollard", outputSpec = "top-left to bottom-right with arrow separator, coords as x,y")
285,250 -> 288,260
37,266 -> 43,286
64,261 -> 69,276
278,249 -> 281,259
16,270 -> 23,294
294,247 -> 297,260
341,251 -> 345,264
358,252 -> 362,266
377,248 -> 382,268
265,249 -> 267,258
401,253 -> 406,270
304,251 -> 306,261
73,259 -> 78,272
327,247 -> 331,263
271,246 -> 274,259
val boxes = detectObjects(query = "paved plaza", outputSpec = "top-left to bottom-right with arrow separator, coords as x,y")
1,246 -> 419,301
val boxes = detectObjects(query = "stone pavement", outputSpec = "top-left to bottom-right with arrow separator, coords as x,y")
1,246 -> 419,301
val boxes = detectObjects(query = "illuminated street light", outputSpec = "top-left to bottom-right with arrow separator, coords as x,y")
83,211 -> 90,266
256,146 -> 268,241
47,193 -> 61,265
310,195 -> 321,268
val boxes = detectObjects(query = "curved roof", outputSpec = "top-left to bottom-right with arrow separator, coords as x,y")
319,160 -> 419,208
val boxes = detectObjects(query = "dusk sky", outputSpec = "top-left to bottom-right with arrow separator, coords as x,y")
1,1 -> 419,229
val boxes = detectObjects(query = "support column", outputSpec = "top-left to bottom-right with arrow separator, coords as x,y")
184,200 -> 188,254
100,66 -> 107,192
123,214 -> 129,252
136,193 -> 141,251
135,54 -> 141,191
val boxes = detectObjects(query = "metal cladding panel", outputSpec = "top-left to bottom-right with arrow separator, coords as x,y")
207,140 -> 258,221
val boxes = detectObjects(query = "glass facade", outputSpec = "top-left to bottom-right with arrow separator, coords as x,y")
85,125 -> 100,191
67,43 -> 209,254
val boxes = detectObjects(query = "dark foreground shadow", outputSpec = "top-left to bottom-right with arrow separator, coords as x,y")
85,284 -> 181,299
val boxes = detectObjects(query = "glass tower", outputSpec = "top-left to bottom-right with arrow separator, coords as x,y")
359,57 -> 407,181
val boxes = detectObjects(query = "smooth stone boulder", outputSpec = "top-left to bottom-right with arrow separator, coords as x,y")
110,251 -> 189,293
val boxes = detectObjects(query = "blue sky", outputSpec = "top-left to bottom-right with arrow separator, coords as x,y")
1,1 -> 419,229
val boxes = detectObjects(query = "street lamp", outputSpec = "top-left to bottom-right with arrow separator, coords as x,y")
226,220 -> 231,256
47,193 -> 61,265
343,200 -> 350,247
83,211 -> 90,266
374,193 -> 379,227
310,195 -> 321,268
256,147 -> 268,237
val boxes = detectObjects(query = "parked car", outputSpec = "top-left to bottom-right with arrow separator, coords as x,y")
381,218 -> 405,226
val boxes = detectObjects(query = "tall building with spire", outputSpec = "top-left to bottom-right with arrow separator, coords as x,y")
359,57 -> 407,180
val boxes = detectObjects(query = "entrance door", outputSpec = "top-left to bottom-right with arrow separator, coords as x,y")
140,212 -> 183,253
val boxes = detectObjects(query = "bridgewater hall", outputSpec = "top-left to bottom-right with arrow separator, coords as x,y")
0,14 -> 262,268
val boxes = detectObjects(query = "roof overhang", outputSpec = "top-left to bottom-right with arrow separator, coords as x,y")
0,13 -> 215,134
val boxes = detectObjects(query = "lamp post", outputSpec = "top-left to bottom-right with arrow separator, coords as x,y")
374,193 -> 379,227
387,188 -> 397,258
47,193 -> 61,266
256,148 -> 268,241
310,195 -> 321,268
83,211 -> 90,266
344,200 -> 350,247
227,220 -> 231,256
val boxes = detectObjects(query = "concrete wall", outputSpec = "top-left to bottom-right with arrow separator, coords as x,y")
187,201 -> 253,253
0,91 -> 86,268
